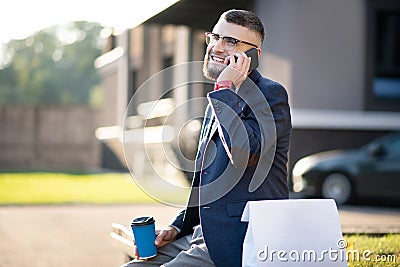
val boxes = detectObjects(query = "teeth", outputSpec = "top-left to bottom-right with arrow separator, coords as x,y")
212,56 -> 224,63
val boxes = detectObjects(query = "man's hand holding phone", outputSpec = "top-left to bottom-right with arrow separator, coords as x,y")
217,48 -> 258,89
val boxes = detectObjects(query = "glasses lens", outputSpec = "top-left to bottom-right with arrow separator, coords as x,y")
206,35 -> 210,44
205,33 -> 239,51
223,37 -> 237,51
206,33 -> 217,45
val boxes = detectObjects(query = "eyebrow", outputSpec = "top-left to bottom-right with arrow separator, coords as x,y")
208,32 -> 258,48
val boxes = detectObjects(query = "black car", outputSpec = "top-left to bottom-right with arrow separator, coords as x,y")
292,132 -> 400,205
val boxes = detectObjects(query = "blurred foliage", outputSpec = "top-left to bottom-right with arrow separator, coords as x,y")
0,21 -> 105,106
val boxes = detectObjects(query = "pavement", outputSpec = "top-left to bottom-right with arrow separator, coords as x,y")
340,205 -> 400,234
0,203 -> 399,267
0,204 -> 181,267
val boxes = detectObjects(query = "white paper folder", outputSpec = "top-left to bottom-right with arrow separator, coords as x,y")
241,199 -> 347,267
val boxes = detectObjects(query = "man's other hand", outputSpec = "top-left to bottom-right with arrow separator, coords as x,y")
154,226 -> 178,248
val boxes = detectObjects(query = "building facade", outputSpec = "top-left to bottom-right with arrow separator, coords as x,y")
95,0 -> 400,186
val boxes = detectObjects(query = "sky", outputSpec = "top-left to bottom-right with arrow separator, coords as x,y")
0,0 -> 179,43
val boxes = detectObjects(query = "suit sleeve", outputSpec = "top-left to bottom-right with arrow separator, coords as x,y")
169,210 -> 185,232
207,88 -> 263,168
207,82 -> 290,169
169,205 -> 200,238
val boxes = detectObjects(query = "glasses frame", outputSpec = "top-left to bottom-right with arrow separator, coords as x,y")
205,32 -> 258,51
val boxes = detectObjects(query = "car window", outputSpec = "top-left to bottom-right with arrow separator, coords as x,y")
383,135 -> 400,156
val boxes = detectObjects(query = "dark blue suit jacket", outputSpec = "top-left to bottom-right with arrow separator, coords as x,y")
170,70 -> 291,266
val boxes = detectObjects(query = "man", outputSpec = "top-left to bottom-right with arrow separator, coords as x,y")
123,9 -> 291,267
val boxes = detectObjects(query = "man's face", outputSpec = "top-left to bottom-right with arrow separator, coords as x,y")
203,19 -> 260,81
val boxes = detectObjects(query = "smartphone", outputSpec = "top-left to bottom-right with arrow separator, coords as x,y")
230,48 -> 259,71
245,48 -> 259,71
228,48 -> 259,71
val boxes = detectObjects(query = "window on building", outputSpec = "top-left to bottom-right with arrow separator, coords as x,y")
126,70 -> 137,116
128,70 -> 137,104
366,0 -> 400,111
162,56 -> 174,99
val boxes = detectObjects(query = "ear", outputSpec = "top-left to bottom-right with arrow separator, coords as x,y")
256,48 -> 261,57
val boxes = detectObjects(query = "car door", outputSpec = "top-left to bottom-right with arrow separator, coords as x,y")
378,136 -> 400,197
359,135 -> 400,198
371,135 -> 400,197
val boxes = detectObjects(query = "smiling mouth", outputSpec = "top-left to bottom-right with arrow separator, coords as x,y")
210,55 -> 226,64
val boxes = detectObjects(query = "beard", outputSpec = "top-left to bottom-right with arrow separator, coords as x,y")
202,50 -> 227,81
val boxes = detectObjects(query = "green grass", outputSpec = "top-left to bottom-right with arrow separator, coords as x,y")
344,234 -> 400,267
0,172 -> 189,205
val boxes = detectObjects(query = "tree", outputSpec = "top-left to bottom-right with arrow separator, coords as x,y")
0,21 -> 104,106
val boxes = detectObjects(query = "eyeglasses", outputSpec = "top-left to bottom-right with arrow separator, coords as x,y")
205,32 -> 258,51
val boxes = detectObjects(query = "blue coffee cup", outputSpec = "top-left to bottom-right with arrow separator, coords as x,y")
131,216 -> 157,259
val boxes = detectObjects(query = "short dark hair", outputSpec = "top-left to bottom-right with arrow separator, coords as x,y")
221,9 -> 265,45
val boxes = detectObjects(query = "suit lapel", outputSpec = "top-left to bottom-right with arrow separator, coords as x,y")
194,107 -> 215,172
206,115 -> 218,141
